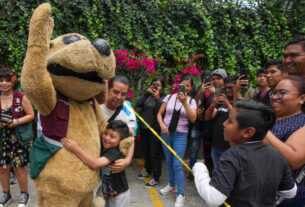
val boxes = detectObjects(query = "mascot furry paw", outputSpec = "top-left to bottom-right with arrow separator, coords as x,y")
21,3 -> 133,207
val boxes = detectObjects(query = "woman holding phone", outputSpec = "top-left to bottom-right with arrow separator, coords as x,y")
157,76 -> 197,207
136,77 -> 165,188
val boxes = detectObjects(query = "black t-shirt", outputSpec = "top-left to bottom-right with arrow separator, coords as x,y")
210,142 -> 295,207
191,87 -> 205,129
101,147 -> 129,197
196,91 -> 215,138
253,89 -> 271,107
136,92 -> 163,131
212,104 -> 230,152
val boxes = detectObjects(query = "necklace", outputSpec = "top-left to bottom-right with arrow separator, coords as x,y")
1,95 -> 13,100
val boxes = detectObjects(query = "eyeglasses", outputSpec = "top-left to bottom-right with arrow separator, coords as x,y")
270,90 -> 301,99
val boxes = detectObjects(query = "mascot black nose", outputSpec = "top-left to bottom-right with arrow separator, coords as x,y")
91,38 -> 111,56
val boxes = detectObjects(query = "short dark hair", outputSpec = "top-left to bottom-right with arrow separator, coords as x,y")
180,75 -> 193,86
109,76 -> 129,89
234,100 -> 276,141
224,75 -> 237,83
106,120 -> 129,140
285,36 -> 305,52
257,68 -> 267,76
265,58 -> 285,73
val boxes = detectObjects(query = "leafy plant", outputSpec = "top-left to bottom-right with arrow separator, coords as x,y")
1,0 -> 304,101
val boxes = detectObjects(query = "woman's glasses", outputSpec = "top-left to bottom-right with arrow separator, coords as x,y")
270,90 -> 301,99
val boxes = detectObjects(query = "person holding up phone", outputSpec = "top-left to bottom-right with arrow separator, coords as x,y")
186,70 -> 214,180
205,76 -> 236,166
157,76 -> 197,207
244,68 -> 269,100
135,77 -> 165,188
239,68 -> 249,88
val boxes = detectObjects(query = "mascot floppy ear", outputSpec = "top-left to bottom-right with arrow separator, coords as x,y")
119,130 -> 135,156
95,84 -> 108,104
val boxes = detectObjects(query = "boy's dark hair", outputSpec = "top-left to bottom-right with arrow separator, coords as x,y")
224,75 -> 237,83
257,68 -> 267,76
265,58 -> 285,73
180,75 -> 193,86
109,76 -> 129,90
106,120 -> 129,140
234,100 -> 276,141
285,36 -> 305,52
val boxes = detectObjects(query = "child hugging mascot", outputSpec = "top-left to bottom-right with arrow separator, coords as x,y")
21,3 -> 134,207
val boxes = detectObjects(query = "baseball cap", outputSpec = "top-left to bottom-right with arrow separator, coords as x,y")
211,69 -> 227,79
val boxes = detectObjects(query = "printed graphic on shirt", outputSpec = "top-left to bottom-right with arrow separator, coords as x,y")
102,167 -> 118,197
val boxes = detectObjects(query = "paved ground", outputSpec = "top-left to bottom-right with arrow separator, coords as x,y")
1,159 -> 208,207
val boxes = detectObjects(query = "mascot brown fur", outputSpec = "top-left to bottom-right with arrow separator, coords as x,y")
21,3 -> 134,207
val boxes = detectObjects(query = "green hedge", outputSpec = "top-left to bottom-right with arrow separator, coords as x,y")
0,0 -> 304,84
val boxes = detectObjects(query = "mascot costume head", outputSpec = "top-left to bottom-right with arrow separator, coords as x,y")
21,3 -> 134,207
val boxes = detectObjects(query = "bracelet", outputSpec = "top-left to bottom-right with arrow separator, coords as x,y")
17,119 -> 20,126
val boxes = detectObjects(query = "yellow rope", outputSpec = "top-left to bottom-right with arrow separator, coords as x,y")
125,101 -> 231,207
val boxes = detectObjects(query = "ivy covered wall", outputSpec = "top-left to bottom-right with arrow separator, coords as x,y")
0,0 -> 304,83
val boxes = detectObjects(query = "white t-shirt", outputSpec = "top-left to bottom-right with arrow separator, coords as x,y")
100,102 -> 136,129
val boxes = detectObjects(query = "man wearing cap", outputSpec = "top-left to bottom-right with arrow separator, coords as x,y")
203,69 -> 233,166
195,69 -> 227,173
210,69 -> 227,89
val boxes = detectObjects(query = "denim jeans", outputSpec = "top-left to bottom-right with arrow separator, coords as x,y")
161,132 -> 187,196
211,147 -> 224,167
189,125 -> 202,168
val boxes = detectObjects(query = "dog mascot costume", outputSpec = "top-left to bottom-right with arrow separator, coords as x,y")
21,3 -> 134,207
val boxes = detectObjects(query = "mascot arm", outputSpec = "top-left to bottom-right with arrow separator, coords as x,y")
21,3 -> 56,116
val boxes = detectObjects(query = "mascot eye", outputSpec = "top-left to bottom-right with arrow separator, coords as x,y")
91,38 -> 111,56
63,35 -> 81,44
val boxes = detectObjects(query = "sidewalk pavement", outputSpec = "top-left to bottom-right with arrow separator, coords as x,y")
1,159 -> 208,207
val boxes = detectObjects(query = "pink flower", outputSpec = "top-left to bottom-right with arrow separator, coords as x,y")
127,91 -> 134,100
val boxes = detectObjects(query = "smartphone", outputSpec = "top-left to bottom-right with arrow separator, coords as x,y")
151,82 -> 158,91
178,84 -> 185,94
204,75 -> 211,84
240,68 -> 248,80
240,68 -> 248,88
215,88 -> 223,96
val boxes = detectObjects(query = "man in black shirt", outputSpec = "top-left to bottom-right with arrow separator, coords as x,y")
205,76 -> 236,167
254,59 -> 287,106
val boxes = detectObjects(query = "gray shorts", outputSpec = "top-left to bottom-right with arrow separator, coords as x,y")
105,189 -> 130,207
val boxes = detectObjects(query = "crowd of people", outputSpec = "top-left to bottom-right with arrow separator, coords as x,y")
0,35 -> 304,207
136,35 -> 305,207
